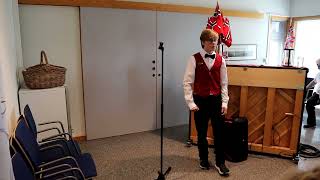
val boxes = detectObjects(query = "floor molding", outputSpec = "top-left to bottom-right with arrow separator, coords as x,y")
73,135 -> 87,142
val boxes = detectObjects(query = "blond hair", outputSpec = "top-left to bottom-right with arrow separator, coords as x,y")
200,29 -> 219,48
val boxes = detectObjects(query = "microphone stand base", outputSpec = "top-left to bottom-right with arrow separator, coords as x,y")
155,167 -> 171,180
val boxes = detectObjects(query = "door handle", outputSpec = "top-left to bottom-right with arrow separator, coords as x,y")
0,100 -> 6,115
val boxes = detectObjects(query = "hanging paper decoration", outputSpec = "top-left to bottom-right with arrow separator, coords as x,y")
284,21 -> 295,49
206,2 -> 232,47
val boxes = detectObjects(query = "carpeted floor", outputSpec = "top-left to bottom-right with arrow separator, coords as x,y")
80,110 -> 320,180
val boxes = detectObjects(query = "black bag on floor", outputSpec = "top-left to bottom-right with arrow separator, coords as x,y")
224,117 -> 248,162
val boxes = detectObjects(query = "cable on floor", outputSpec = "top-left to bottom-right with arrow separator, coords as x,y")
298,143 -> 320,158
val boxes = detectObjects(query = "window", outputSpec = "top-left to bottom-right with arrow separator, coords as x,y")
295,20 -> 320,78
267,17 -> 287,66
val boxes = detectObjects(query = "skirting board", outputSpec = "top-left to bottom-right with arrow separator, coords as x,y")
73,135 -> 87,142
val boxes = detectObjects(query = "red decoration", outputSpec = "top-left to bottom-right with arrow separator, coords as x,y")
206,2 -> 232,47
284,24 -> 295,49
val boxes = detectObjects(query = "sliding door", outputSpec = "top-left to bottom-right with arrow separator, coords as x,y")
81,8 -> 157,140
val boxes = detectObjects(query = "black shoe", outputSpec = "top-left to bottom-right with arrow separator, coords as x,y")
199,160 -> 210,170
214,164 -> 229,176
303,124 -> 316,128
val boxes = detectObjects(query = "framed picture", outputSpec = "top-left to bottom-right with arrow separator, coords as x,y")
221,44 -> 257,61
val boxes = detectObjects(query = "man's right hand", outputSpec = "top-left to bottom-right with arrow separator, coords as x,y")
191,106 -> 199,111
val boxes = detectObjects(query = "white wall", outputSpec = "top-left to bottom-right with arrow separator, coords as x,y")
18,1 -> 289,136
19,5 -> 85,137
125,0 -> 290,15
227,16 -> 269,65
0,0 -> 22,179
290,0 -> 320,17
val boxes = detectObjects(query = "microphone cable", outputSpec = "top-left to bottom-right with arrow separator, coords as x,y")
298,143 -> 320,158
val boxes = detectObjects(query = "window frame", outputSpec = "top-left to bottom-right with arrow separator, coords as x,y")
266,15 -> 289,65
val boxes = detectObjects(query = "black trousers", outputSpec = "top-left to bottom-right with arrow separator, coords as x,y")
193,94 -> 225,165
306,93 -> 319,125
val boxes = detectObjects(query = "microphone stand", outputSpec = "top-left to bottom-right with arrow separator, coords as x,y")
186,111 -> 192,147
156,42 -> 171,180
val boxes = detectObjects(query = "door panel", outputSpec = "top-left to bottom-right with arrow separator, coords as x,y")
81,8 -> 157,140
156,12 -> 205,128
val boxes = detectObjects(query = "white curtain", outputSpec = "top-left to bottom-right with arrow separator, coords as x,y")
0,67 -> 14,180
295,20 -> 320,78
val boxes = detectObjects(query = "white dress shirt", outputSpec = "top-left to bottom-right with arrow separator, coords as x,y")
313,72 -> 320,95
183,49 -> 229,110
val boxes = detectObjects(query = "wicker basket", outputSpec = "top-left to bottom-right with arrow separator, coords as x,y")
22,51 -> 66,89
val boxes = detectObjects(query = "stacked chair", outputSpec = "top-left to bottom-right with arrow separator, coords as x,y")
10,104 -> 97,180
11,149 -> 79,180
23,105 -> 81,161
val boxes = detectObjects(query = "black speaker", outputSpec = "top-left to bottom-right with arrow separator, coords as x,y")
224,117 -> 248,162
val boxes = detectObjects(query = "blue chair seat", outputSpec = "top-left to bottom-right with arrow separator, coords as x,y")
77,153 -> 97,178
40,139 -> 82,162
12,152 -> 34,180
